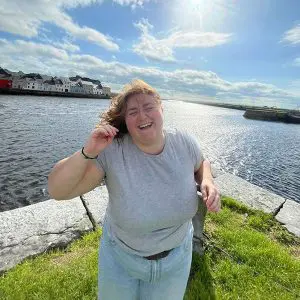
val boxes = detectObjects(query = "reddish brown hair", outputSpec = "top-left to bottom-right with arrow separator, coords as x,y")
96,79 -> 161,139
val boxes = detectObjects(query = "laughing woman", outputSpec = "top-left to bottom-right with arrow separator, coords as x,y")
48,79 -> 221,300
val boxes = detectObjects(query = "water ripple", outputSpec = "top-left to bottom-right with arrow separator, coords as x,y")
0,95 -> 299,212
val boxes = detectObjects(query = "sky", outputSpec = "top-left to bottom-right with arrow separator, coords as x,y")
0,0 -> 300,108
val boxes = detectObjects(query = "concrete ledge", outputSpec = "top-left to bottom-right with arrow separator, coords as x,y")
211,164 -> 225,178
214,173 -> 286,214
0,197 -> 92,273
275,200 -> 300,237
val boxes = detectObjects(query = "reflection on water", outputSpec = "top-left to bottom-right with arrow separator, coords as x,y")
0,95 -> 299,212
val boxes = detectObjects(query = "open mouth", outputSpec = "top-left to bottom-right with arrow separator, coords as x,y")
138,122 -> 153,130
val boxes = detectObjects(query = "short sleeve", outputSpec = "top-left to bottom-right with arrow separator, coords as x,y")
95,149 -> 108,174
183,131 -> 205,171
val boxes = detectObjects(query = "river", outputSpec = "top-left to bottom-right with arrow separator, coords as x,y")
0,95 -> 299,212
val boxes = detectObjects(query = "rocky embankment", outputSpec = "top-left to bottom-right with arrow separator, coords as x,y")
183,101 -> 300,124
0,169 -> 299,274
244,108 -> 300,124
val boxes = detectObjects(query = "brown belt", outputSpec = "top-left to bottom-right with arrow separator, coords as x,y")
144,249 -> 173,260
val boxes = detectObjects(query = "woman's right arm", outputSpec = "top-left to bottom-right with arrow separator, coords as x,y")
47,124 -> 119,200
47,151 -> 104,200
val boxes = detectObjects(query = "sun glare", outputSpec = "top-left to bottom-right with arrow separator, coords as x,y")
170,0 -> 232,32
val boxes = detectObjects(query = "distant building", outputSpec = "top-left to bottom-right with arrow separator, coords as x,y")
12,75 -> 25,89
43,78 -> 56,91
0,79 -> 12,88
70,75 -> 105,95
20,74 -> 44,90
94,84 -> 103,95
81,80 -> 94,94
0,68 -> 12,88
0,68 -> 12,79
70,81 -> 85,93
43,77 -> 64,92
11,73 -> 44,90
61,78 -> 71,92
0,67 -> 111,96
102,86 -> 111,96
54,78 -> 64,92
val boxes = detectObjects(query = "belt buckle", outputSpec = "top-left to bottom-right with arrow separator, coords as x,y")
145,249 -> 171,260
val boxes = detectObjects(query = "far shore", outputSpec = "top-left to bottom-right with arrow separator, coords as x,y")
180,99 -> 298,113
179,100 -> 300,124
0,88 -> 112,100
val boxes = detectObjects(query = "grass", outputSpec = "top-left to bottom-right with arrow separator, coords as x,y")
0,196 -> 299,300
185,197 -> 300,300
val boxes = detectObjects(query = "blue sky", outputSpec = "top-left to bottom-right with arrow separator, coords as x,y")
0,0 -> 299,108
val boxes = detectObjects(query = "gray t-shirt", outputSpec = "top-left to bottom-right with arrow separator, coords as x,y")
95,128 -> 204,256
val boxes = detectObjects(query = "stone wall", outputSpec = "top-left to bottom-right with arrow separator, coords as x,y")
0,169 -> 299,274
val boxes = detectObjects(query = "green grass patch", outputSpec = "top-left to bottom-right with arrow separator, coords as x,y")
0,228 -> 103,300
184,197 -> 300,300
0,197 -> 299,300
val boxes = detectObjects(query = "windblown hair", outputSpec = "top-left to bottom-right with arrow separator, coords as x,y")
96,79 -> 161,139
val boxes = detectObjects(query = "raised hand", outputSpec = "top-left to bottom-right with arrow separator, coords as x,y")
83,124 -> 119,157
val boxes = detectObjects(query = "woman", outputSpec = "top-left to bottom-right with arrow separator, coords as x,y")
48,79 -> 220,299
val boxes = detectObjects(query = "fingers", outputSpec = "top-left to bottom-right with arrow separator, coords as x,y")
206,188 -> 215,207
105,125 -> 119,136
201,183 -> 221,213
96,124 -> 119,138
201,186 -> 208,202
207,193 -> 221,212
85,124 -> 120,155
104,126 -> 114,137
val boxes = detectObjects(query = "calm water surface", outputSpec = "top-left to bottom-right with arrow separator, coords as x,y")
0,95 -> 299,212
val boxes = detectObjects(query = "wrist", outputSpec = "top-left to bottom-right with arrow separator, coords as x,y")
81,147 -> 98,159
202,161 -> 213,181
202,177 -> 214,184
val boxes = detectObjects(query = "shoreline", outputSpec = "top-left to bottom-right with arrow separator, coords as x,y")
181,100 -> 300,124
181,99 -> 296,112
0,88 -> 112,99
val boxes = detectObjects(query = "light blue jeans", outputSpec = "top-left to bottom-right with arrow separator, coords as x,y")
98,220 -> 194,300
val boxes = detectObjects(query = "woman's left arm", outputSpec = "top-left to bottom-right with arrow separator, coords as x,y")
194,160 -> 221,212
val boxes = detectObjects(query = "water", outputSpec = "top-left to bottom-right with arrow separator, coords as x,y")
0,95 -> 299,212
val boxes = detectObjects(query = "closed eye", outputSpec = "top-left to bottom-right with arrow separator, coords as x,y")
129,111 -> 137,116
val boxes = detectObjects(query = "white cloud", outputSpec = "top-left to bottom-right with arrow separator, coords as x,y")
294,57 -> 300,66
52,41 -> 80,52
134,18 -> 153,32
1,38 -> 297,106
38,35 -> 80,53
0,0 -> 119,51
167,31 -> 232,48
231,82 -> 292,98
57,0 -> 102,8
133,19 -> 175,62
281,24 -> 300,45
0,39 -> 69,60
112,0 -> 150,9
133,19 -> 232,62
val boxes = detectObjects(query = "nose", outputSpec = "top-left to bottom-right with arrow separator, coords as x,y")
137,108 -> 147,119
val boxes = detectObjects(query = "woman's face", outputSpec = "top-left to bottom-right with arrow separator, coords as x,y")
125,93 -> 164,145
